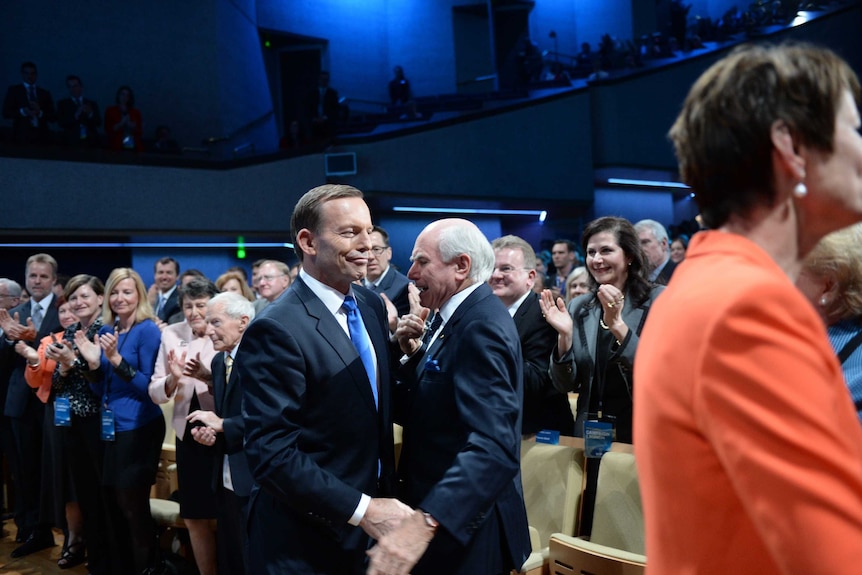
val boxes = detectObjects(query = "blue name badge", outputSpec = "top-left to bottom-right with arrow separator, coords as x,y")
536,429 -> 561,445
584,420 -> 614,458
100,407 -> 116,442
54,397 -> 71,427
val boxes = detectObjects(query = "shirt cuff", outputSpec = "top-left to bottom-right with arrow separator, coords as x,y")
348,493 -> 371,526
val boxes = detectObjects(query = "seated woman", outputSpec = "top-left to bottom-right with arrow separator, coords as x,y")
796,223 -> 862,423
149,278 -> 220,575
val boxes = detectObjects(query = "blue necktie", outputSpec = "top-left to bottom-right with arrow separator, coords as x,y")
342,295 -> 378,409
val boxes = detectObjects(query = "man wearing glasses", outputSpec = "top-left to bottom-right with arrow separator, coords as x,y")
255,260 -> 292,313
364,226 -> 410,318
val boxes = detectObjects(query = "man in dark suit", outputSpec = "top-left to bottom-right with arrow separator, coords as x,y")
187,291 -> 256,575
365,225 -> 411,321
490,235 -> 575,436
2,61 -> 55,146
0,254 -> 61,555
152,257 -> 181,322
371,219 -> 531,575
56,74 -> 101,147
237,184 -> 412,574
635,219 -> 677,285
307,70 -> 340,143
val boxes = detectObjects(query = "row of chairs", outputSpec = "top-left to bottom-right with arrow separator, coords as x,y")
518,438 -> 645,575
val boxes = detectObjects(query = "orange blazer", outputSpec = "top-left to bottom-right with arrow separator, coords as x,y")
24,333 -> 59,404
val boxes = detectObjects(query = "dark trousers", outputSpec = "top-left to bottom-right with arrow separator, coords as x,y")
9,397 -> 45,535
217,485 -> 249,575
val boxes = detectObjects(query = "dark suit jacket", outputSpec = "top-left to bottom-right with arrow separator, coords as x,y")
56,96 -> 101,146
157,288 -> 180,322
212,352 -> 253,497
239,276 -> 395,575
396,283 -> 531,575
1,298 -> 61,418
655,258 -> 677,286
371,267 -> 410,317
514,292 -> 575,436
2,84 -> 55,145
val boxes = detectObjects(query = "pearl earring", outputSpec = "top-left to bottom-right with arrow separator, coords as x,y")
820,296 -> 828,306
793,182 -> 808,198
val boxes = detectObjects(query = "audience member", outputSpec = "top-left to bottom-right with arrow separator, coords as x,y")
0,278 -> 22,314
104,85 -> 143,151
187,292 -> 256,575
53,275 -> 116,574
541,217 -> 661,445
2,61 -> 55,146
253,259 -> 291,314
634,219 -> 676,284
491,235 -> 574,436
388,66 -> 412,106
531,271 -> 546,295
19,288 -> 30,306
150,125 -> 181,154
548,239 -> 578,297
0,278 -> 22,534
76,268 -> 164,575
670,234 -> 688,263
378,218 -> 530,575
56,75 -> 101,148
149,278 -> 219,575
15,296 -> 86,569
308,71 -> 339,143
239,184 -> 410,574
365,225 -> 410,320
152,257 -> 180,322
215,270 -> 256,303
167,269 -> 207,324
250,259 -> 266,298
0,254 -> 61,557
797,223 -> 862,423
564,266 -> 589,304
53,274 -> 69,299
634,43 -> 862,573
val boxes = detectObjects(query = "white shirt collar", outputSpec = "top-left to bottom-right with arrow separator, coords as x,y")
649,255 -> 670,281
368,265 -> 391,288
300,268 -> 355,317
160,285 -> 177,300
506,290 -> 532,318
438,282 -> 483,325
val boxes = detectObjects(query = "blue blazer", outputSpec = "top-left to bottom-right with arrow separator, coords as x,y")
239,276 -> 396,575
396,283 -> 531,574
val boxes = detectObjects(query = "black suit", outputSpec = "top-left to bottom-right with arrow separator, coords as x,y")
56,96 -> 101,147
369,267 -> 410,317
514,292 -> 575,436
238,276 -> 395,574
0,298 -> 60,535
396,283 -> 531,574
2,84 -> 55,145
156,288 -> 180,322
212,351 -> 251,575
654,258 -> 677,286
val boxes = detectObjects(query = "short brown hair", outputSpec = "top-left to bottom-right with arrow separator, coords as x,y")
670,42 -> 860,228
290,184 -> 364,261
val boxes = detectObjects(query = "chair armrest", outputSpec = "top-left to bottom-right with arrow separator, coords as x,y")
549,533 -> 645,575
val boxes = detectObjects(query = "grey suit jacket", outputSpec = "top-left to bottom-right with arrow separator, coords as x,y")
549,285 -> 664,435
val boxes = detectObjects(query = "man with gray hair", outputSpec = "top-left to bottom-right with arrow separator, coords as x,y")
188,291 -> 255,575
635,218 -> 677,285
371,219 -> 530,575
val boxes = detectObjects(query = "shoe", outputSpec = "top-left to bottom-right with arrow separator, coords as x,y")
58,539 -> 86,569
14,525 -> 29,543
11,529 -> 55,558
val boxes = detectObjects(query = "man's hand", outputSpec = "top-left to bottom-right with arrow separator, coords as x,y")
395,285 -> 430,356
366,509 -> 435,575
380,293 -> 399,334
187,409 -> 224,433
359,498 -> 414,541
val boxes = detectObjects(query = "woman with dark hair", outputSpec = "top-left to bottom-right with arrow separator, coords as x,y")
540,216 -> 663,443
635,43 -> 862,572
670,234 -> 688,263
76,268 -> 164,574
104,85 -> 142,151
149,278 -> 220,575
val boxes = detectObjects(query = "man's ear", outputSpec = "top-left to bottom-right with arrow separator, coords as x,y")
454,254 -> 471,280
296,228 -> 316,258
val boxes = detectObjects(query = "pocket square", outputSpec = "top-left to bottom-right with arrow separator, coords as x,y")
424,358 -> 441,372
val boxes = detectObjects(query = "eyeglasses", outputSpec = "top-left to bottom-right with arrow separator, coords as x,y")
370,246 -> 389,255
259,274 -> 285,282
494,266 -> 531,276
0,294 -> 18,300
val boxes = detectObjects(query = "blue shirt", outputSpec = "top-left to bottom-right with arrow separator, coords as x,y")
828,319 -> 862,425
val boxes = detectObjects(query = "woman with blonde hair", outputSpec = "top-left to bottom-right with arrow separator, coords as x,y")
797,223 -> 862,422
216,270 -> 256,302
77,268 -> 165,575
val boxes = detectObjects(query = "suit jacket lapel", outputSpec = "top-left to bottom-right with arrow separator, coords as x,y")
295,278 -> 377,412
